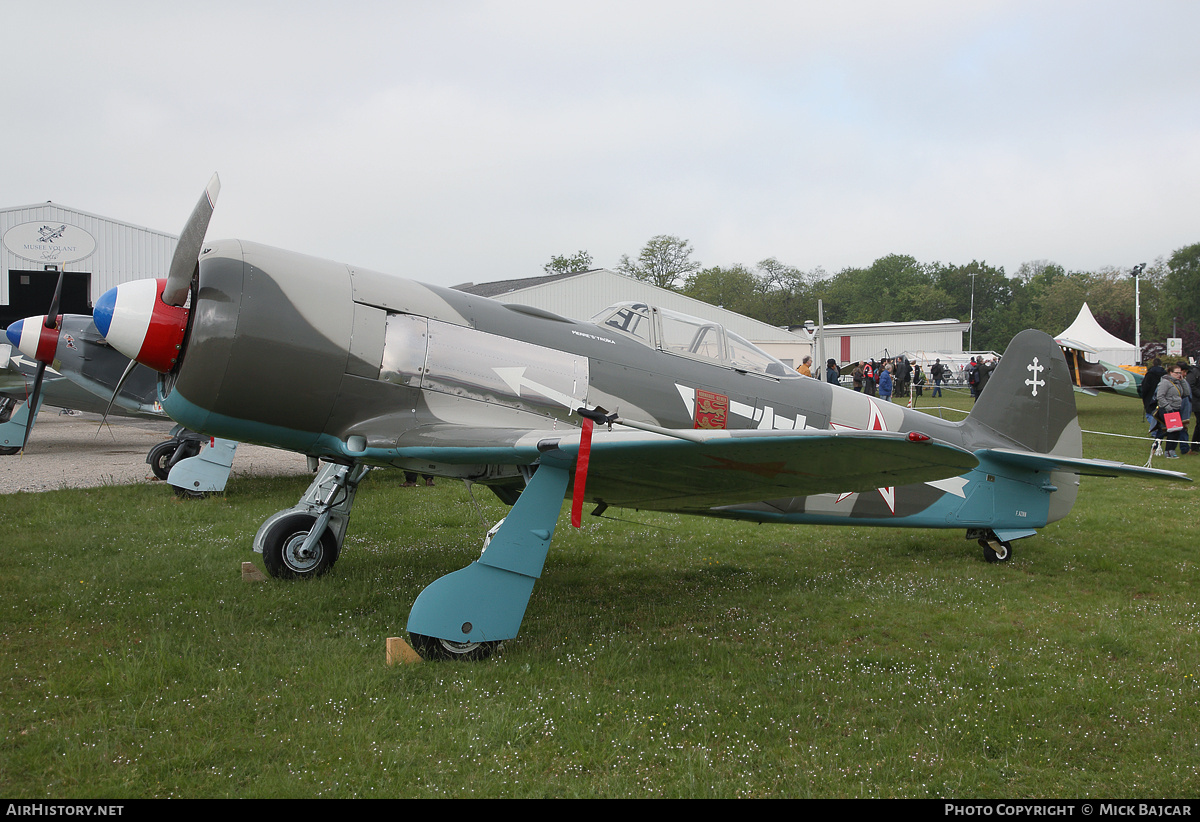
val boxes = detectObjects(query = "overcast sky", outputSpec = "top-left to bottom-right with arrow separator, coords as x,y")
4,1 -> 1198,287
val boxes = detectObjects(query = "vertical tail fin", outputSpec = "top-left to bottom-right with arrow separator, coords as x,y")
963,330 -> 1083,524
963,329 -> 1082,459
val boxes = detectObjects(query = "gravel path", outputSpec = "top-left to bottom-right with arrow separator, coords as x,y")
0,411 -> 312,494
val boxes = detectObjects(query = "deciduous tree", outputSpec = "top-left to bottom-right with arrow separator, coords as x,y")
617,235 -> 699,290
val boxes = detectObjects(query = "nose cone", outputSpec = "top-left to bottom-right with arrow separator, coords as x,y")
6,315 -> 61,363
5,318 -> 24,349
94,278 -> 190,373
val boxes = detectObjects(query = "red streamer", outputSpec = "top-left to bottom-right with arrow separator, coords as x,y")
571,417 -> 594,527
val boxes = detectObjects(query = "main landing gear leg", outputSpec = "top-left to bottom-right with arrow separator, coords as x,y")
254,460 -> 372,579
165,436 -> 239,498
0,396 -> 43,455
407,454 -> 572,661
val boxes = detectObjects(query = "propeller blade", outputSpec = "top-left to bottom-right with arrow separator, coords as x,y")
6,271 -> 67,452
44,270 -> 64,327
20,362 -> 47,453
161,173 -> 220,307
97,358 -> 139,434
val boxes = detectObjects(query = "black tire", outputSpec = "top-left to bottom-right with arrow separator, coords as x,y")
409,633 -> 499,662
261,513 -> 339,580
148,438 -> 201,481
0,445 -> 20,456
172,485 -> 209,500
980,537 -> 1011,563
147,440 -> 179,481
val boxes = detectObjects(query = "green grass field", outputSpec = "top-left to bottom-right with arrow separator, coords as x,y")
1,391 -> 1196,798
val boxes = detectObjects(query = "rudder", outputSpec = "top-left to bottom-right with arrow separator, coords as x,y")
964,329 -> 1082,459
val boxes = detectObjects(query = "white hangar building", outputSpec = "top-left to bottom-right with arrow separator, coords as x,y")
1,201 -> 176,329
809,318 -> 973,365
455,268 -> 972,369
454,268 -> 815,368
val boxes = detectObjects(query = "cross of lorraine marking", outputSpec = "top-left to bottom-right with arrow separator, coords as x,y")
1026,357 -> 1045,396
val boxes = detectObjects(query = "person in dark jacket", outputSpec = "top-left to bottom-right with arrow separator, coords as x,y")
826,359 -> 840,386
1141,358 -> 1167,431
976,357 -> 996,398
1187,363 -> 1200,453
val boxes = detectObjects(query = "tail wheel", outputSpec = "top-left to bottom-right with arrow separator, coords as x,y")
409,633 -> 500,662
980,537 -> 1012,563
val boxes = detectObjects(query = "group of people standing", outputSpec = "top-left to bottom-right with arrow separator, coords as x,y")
963,357 -> 997,400
1141,358 -> 1198,459
808,354 -> 996,405
847,357 -> 923,402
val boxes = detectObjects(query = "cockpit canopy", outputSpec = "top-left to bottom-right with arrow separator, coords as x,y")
592,302 -> 796,378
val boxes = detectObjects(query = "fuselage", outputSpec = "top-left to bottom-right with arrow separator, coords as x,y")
143,240 -> 1073,532
162,240 -> 979,455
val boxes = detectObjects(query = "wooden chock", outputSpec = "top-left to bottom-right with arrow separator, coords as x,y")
241,562 -> 266,582
387,636 -> 423,665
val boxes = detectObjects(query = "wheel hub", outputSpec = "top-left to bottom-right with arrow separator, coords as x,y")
282,532 -> 322,572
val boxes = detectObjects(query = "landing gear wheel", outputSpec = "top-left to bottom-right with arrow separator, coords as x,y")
409,633 -> 500,662
172,485 -> 209,500
261,513 -> 339,580
147,440 -> 178,481
980,537 -> 1012,563
148,438 -> 201,482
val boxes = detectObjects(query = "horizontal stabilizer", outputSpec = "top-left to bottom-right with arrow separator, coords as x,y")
981,448 -> 1191,482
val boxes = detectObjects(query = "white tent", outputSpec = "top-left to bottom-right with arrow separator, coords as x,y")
1055,303 -> 1137,366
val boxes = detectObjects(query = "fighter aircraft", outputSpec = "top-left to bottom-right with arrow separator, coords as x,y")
4,312 -> 240,495
81,176 -> 1189,660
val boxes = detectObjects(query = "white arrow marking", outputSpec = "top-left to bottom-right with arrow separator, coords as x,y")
7,354 -> 61,375
675,383 -> 695,417
493,367 -> 579,410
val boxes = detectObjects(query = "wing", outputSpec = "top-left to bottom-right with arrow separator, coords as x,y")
1056,337 -> 1099,354
395,424 -> 979,512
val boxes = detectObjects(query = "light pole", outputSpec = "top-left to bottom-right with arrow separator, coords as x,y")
1130,263 -> 1146,364
968,271 -> 978,352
